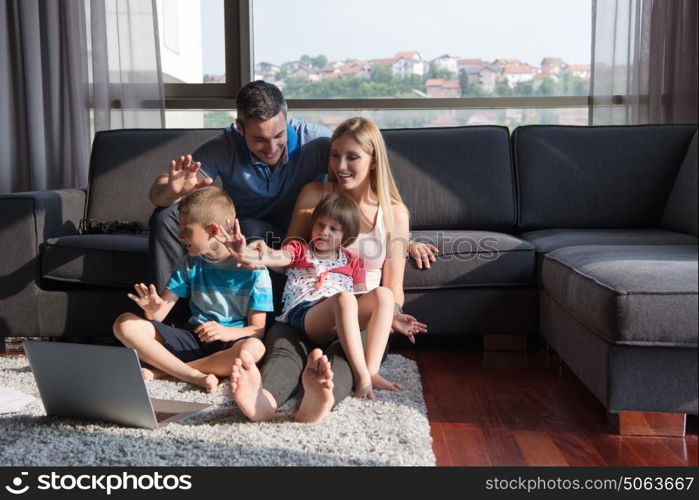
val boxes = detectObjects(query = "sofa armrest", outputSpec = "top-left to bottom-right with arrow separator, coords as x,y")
0,188 -> 86,337
0,188 -> 86,241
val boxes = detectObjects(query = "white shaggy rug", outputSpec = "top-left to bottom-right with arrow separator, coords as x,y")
0,354 -> 434,466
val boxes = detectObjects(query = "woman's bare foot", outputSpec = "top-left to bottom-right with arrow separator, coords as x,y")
371,373 -> 402,392
230,350 -> 276,421
295,349 -> 335,423
141,366 -> 166,382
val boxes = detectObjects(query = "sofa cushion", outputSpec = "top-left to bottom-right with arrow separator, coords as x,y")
41,234 -> 148,288
404,231 -> 535,289
383,126 -> 516,231
521,228 -> 698,254
86,129 -> 221,226
404,287 -> 539,336
514,124 -> 698,231
662,131 -> 698,237
541,245 -> 698,346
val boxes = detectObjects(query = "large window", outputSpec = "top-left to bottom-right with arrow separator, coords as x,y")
252,0 -> 592,100
162,0 -> 593,128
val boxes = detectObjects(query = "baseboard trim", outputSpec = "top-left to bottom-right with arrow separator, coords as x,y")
609,411 -> 687,437
483,335 -> 528,352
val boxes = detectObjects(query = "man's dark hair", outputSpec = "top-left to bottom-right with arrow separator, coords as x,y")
235,80 -> 288,125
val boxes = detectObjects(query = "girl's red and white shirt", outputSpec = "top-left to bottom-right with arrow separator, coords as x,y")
276,240 -> 366,322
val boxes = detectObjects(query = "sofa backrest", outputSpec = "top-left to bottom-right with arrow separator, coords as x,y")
383,126 -> 516,231
86,129 -> 221,225
514,124 -> 698,231
662,130 -> 698,236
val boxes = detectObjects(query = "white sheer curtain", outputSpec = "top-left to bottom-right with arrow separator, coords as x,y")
590,0 -> 698,125
88,0 -> 165,134
0,0 -> 165,194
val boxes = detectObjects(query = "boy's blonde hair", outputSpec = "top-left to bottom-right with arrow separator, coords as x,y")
310,193 -> 360,247
177,186 -> 236,227
329,117 -> 403,234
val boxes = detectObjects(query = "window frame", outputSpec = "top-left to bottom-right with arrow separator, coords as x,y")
164,0 -> 250,105
164,0 -> 592,114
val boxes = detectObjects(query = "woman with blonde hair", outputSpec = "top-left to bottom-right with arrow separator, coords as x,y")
230,117 -> 431,423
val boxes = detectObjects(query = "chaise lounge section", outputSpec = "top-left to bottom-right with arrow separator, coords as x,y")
513,125 -> 698,434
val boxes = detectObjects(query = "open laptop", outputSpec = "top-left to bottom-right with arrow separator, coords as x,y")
24,340 -> 212,430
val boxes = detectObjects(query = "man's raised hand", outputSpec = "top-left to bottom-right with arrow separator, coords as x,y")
166,154 -> 212,199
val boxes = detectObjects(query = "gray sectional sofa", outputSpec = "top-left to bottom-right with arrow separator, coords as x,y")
515,126 -> 698,420
1,123 -> 696,430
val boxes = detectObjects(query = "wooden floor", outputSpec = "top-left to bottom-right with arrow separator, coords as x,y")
394,338 -> 698,466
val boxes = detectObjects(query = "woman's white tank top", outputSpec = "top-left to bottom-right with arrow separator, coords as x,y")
347,204 -> 386,290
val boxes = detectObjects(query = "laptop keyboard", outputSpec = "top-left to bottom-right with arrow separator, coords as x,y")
154,411 -> 179,422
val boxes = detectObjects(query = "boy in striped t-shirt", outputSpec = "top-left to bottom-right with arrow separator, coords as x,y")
113,187 -> 273,393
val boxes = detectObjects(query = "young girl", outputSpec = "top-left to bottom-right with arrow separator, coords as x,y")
223,193 -> 400,399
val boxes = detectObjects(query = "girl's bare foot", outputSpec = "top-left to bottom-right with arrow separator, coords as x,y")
295,349 -> 335,423
371,373 -> 402,392
230,350 -> 276,421
352,374 -> 374,399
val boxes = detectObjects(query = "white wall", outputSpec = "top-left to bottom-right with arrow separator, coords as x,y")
157,0 -> 203,84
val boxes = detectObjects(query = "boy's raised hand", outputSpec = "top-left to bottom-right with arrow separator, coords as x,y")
127,283 -> 164,316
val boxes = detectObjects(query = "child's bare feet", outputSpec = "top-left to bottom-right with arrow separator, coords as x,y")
191,373 -> 219,393
141,366 -> 166,382
353,375 -> 375,399
295,349 -> 335,423
230,350 -> 276,421
371,373 -> 402,392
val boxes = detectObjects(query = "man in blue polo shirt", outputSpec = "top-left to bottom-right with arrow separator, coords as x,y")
148,81 -> 331,291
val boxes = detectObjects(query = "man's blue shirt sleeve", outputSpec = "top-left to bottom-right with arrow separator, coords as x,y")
192,125 -> 236,180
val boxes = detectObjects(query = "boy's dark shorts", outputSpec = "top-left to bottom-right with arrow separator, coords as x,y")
151,321 -> 251,363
